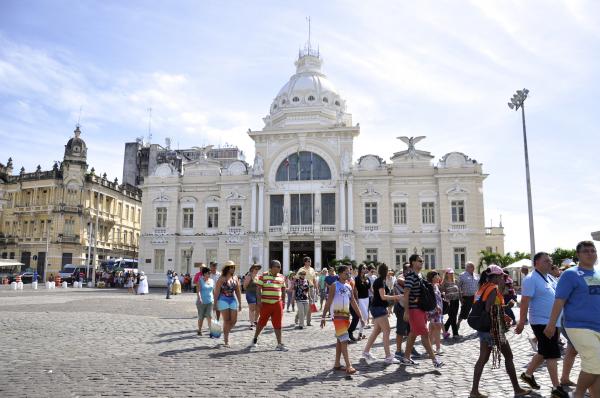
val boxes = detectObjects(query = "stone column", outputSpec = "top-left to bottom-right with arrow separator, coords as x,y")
347,179 -> 354,231
314,240 -> 322,270
283,241 -> 290,275
258,183 -> 264,232
339,181 -> 346,232
250,184 -> 257,232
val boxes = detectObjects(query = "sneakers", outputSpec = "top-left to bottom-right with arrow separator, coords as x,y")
248,338 -> 258,350
275,344 -> 289,352
435,349 -> 444,355
399,357 -> 418,366
519,373 -> 541,390
384,355 -> 400,364
394,351 -> 404,359
294,326 -> 304,330
362,351 -> 377,363
433,358 -> 444,368
550,386 -> 569,398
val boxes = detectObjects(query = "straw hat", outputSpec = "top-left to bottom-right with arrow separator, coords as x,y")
223,260 -> 236,267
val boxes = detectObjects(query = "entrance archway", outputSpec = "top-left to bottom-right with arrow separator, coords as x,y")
290,241 -> 314,272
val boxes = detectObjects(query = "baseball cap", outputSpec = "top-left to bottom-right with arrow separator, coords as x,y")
445,268 -> 454,274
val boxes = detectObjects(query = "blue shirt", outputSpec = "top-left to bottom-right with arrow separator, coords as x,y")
555,266 -> 600,333
325,275 -> 338,286
521,270 -> 559,326
199,278 -> 214,303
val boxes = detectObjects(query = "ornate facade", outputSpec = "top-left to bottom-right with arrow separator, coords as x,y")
138,47 -> 504,286
0,127 -> 142,278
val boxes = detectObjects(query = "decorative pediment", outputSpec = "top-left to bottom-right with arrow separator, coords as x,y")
446,181 -> 469,195
357,154 -> 383,171
183,158 -> 221,177
391,191 -> 409,198
226,160 -> 248,176
154,163 -> 177,177
204,195 -> 220,204
153,189 -> 170,203
180,196 -> 197,205
225,190 -> 246,201
359,183 -> 382,198
438,152 -> 477,169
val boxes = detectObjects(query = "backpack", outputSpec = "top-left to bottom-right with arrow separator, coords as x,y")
467,285 -> 495,332
417,278 -> 436,312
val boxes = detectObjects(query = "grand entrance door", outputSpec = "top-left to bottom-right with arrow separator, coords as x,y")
269,241 -> 283,265
322,241 -> 336,269
290,241 -> 314,272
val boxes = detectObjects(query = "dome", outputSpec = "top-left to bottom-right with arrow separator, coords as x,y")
263,48 -> 352,130
64,126 -> 88,160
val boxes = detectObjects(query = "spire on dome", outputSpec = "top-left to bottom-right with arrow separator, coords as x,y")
298,16 -> 319,59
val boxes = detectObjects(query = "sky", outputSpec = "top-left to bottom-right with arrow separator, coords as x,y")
1,0 -> 599,254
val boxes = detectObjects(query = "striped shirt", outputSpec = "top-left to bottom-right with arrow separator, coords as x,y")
256,272 -> 285,304
404,271 -> 422,310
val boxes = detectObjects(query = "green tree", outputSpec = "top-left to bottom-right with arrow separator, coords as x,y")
549,248 -> 577,266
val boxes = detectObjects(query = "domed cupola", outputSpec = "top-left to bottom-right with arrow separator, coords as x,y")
263,45 -> 352,130
64,126 -> 88,164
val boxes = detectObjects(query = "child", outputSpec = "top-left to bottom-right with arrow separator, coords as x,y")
320,265 -> 365,376
427,270 -> 444,355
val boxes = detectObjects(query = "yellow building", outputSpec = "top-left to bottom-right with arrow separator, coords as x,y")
0,126 -> 142,279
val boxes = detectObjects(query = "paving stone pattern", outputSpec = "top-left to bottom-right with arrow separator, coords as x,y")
0,287 -> 580,397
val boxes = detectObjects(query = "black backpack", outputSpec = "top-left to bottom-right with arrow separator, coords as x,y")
467,286 -> 494,332
417,278 -> 436,312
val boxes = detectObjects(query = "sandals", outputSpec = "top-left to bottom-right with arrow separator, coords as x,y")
514,388 -> 531,397
333,365 -> 357,375
468,393 -> 488,398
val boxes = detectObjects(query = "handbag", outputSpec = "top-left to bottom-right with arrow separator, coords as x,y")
310,303 -> 318,313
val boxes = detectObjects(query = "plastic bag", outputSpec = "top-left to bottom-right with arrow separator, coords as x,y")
209,320 -> 222,339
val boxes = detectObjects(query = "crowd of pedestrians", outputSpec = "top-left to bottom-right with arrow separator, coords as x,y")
141,240 -> 598,397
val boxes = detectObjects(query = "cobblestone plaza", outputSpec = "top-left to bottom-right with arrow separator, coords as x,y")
0,287 -> 580,397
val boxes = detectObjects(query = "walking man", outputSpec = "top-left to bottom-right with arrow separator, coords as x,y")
516,252 -> 568,398
545,241 -> 600,398
209,262 -> 221,321
166,269 -> 174,299
457,261 -> 479,334
299,257 -> 318,304
250,260 -> 288,351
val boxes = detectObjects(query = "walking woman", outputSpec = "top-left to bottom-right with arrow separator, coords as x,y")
469,265 -> 531,398
196,267 -> 214,335
427,271 -> 444,355
362,263 -> 402,364
441,268 -> 460,339
126,273 -> 135,294
244,264 -> 261,330
354,264 -> 371,340
285,272 -> 296,313
214,261 -> 242,348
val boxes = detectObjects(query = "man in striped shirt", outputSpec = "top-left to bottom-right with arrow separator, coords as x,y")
250,260 -> 288,351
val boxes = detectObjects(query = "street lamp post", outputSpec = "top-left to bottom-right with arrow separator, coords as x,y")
508,89 -> 536,257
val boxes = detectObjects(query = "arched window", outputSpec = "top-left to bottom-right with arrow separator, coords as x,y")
292,96 -> 300,102
276,151 -> 331,181
308,95 -> 315,101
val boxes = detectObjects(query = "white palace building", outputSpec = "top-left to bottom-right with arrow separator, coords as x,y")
138,47 -> 504,285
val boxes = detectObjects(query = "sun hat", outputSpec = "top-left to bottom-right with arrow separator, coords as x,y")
445,268 -> 454,274
223,260 -> 236,267
250,264 -> 262,270
487,264 -> 504,275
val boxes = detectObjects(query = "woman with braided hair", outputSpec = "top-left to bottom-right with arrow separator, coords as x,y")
469,265 -> 531,398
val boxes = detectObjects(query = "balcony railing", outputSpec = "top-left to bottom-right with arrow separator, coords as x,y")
289,225 -> 313,234
154,228 -> 167,235
59,234 -> 80,244
268,226 -> 282,234
227,226 -> 243,235
320,225 -> 336,232
364,225 -> 379,232
450,224 -> 467,232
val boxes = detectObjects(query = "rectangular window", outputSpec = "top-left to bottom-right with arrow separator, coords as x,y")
290,194 -> 314,225
394,248 -> 408,267
423,248 -> 436,269
118,203 -> 122,217
321,193 -> 335,225
365,248 -> 378,262
364,202 -> 378,224
230,206 -> 242,227
451,200 -> 465,223
393,202 -> 407,225
125,205 -> 129,220
269,195 -> 284,226
207,207 -> 219,228
183,208 -> 194,229
137,209 -> 141,223
421,202 -> 435,224
154,249 -> 165,272
206,249 -> 217,264
156,207 -> 167,228
64,219 -> 75,235
454,247 -> 467,269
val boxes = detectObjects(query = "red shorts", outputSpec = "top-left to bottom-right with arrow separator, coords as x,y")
258,302 -> 283,330
408,308 -> 428,336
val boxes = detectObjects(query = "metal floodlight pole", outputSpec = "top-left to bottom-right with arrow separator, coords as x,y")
508,88 -> 536,257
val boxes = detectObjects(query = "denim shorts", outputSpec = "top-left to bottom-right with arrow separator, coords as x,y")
370,305 -> 388,319
477,331 -> 493,347
217,296 -> 238,311
246,291 -> 257,304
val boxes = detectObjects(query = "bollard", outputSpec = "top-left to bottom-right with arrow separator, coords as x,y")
10,282 -> 17,290
78,282 -> 83,289
32,281 -> 38,290
17,282 -> 23,290
73,281 -> 79,288
87,282 -> 93,288
61,281 -> 68,288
